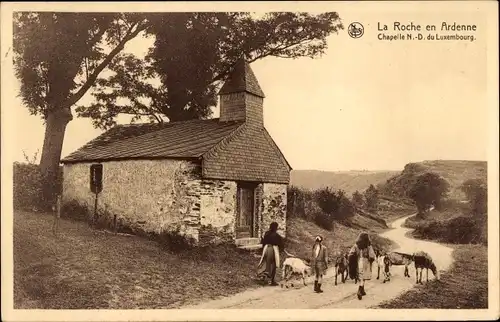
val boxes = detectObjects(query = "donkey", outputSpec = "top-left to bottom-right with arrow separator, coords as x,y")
334,252 -> 349,285
347,251 -> 360,284
413,251 -> 440,284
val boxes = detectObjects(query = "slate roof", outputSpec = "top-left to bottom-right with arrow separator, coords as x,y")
219,59 -> 265,98
203,124 -> 291,184
61,119 -> 243,162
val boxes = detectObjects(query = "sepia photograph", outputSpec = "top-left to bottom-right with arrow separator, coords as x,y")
1,1 -> 498,321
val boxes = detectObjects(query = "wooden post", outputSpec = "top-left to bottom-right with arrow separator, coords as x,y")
93,192 -> 99,227
113,214 -> 117,234
52,194 -> 61,236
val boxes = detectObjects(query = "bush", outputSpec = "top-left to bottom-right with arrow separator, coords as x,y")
364,184 -> 380,212
156,227 -> 197,253
314,212 -> 334,230
287,186 -> 355,229
61,200 -> 91,222
411,215 -> 487,245
13,162 -> 63,211
287,186 -> 315,220
314,187 -> 354,221
14,162 -> 43,211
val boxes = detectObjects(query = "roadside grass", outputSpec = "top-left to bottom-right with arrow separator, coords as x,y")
404,207 -> 464,229
14,210 -> 259,309
378,244 -> 488,309
404,207 -> 487,245
376,200 -> 415,223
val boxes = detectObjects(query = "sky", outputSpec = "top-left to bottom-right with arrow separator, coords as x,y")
5,4 -> 492,172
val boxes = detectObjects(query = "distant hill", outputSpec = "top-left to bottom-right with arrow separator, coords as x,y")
379,160 -> 487,201
290,169 -> 399,196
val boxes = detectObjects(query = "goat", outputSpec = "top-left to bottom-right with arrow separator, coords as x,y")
280,251 -> 312,288
334,252 -> 349,285
413,251 -> 440,284
386,251 -> 414,278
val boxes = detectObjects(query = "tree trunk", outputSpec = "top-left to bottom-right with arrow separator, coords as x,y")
39,107 -> 73,209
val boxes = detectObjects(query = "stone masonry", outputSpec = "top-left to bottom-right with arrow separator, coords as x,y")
63,159 -> 237,245
62,159 -> 286,245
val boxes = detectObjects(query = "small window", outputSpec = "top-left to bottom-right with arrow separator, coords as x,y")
90,164 -> 103,194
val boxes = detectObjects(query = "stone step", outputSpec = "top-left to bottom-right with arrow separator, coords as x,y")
235,237 -> 260,247
238,244 -> 263,254
238,243 -> 263,250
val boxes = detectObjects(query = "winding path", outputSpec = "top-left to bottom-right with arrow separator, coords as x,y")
183,214 -> 454,309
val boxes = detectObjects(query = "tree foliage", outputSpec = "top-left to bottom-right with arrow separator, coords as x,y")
13,12 -> 150,207
76,12 -> 344,128
461,179 -> 487,216
351,190 -> 364,208
364,184 -> 379,212
408,172 -> 450,214
13,12 -> 343,207
13,12 -> 149,119
315,188 -> 354,219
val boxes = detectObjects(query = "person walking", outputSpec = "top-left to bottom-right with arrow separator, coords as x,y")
311,235 -> 328,293
348,232 -> 376,300
257,222 -> 284,286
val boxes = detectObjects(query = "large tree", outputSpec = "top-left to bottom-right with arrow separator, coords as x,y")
408,172 -> 450,214
14,12 -> 343,208
13,13 -> 150,207
364,184 -> 379,213
460,178 -> 487,216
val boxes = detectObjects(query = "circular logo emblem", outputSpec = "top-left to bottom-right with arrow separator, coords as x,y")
348,22 -> 364,39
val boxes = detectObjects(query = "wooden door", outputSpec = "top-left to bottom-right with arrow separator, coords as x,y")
236,183 -> 255,238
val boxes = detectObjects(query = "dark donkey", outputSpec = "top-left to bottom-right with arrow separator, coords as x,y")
334,252 -> 349,285
347,251 -> 360,284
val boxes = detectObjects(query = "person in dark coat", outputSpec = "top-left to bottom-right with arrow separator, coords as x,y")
348,232 -> 376,300
257,222 -> 284,286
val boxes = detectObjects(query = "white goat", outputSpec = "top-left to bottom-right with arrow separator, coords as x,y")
280,251 -> 312,288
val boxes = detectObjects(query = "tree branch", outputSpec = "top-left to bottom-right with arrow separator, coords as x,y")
249,38 -> 315,63
119,110 -> 163,123
87,26 -> 108,49
153,114 -> 163,123
66,21 -> 148,108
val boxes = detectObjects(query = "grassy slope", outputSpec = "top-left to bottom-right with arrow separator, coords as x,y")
376,198 -> 416,223
286,214 -> 398,262
14,210 -> 259,309
290,170 -> 399,196
379,160 -> 487,200
378,244 -> 488,309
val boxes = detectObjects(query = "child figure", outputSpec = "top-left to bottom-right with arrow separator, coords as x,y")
311,235 -> 328,293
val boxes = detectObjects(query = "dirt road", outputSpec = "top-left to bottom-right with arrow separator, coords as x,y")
183,214 -> 454,309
